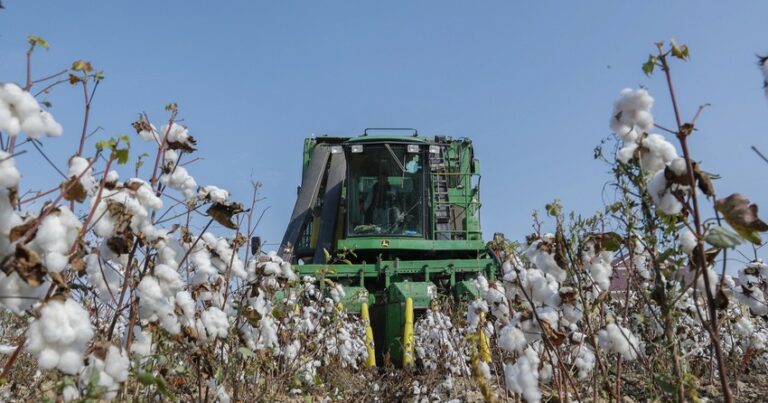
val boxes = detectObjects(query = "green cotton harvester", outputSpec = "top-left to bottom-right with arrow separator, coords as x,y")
260,128 -> 501,367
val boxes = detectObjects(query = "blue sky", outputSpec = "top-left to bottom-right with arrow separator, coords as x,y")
1,1 -> 767,250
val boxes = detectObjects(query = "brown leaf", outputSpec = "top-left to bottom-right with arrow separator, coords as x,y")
166,135 -> 197,153
131,119 -> 152,134
9,219 -> 36,242
206,201 -> 244,230
2,244 -> 47,287
107,234 -> 133,255
539,319 -> 566,346
60,176 -> 87,203
715,193 -> 768,244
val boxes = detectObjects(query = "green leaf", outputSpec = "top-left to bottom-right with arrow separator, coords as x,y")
164,102 -> 178,112
642,54 -> 657,76
705,226 -> 742,249
71,59 -> 93,72
27,35 -> 49,50
118,134 -> 131,146
94,70 -> 105,81
137,371 -> 155,385
670,38 -> 690,60
545,199 -> 562,217
115,149 -> 130,165
238,347 -> 256,359
155,376 -> 174,398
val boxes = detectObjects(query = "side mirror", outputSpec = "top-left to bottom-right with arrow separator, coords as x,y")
251,236 -> 262,256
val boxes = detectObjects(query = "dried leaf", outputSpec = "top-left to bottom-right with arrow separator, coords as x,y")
2,244 -> 47,287
206,202 -> 244,230
715,193 -> 768,245
9,220 -> 36,242
60,176 -> 87,203
166,136 -> 197,153
539,320 -> 566,346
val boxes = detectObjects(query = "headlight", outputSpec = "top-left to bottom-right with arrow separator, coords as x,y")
351,145 -> 364,153
407,144 -> 420,153
429,145 -> 440,154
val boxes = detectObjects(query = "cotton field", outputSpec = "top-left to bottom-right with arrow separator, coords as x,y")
1,36 -> 768,403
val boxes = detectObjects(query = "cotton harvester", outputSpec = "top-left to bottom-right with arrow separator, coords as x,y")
264,128 -> 500,367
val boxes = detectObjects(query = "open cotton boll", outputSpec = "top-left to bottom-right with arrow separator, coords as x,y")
609,88 -> 655,141
0,83 -> 62,138
201,307 -> 229,340
598,323 -> 641,361
695,265 -> 718,296
503,346 -> 541,403
635,134 -> 679,173
0,151 -> 21,188
80,345 -> 129,401
129,326 -> 153,357
466,299 -> 489,330
330,283 -> 346,303
29,207 -> 81,272
0,271 -> 48,314
572,344 -> 596,379
67,156 -> 97,195
680,230 -> 697,254
524,236 -> 566,283
647,169 -> 683,215
25,299 -> 94,374
159,165 -> 197,199
498,324 -> 527,353
198,185 -> 229,203
85,254 -> 123,304
583,243 -> 614,292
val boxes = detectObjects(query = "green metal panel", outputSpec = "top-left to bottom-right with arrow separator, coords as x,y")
336,238 -> 485,251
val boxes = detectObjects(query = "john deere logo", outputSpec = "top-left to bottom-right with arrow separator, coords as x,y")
381,240 -> 390,248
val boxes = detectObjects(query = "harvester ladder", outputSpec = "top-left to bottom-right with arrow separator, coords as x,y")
430,146 -> 452,240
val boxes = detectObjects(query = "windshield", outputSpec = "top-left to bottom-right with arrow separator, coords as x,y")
346,144 -> 425,237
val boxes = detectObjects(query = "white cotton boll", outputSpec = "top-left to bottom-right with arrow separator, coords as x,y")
105,170 -> 119,184
201,307 -> 229,340
138,122 -> 159,142
668,157 -> 688,176
647,169 -> 683,215
0,272 -> 48,314
584,247 -> 614,292
85,254 -> 123,304
67,156 -> 98,195
20,114 -> 45,138
159,165 -> 197,199
573,345 -> 596,379
175,291 -> 196,325
258,316 -> 279,350
0,150 -> 21,188
136,275 -> 181,334
25,299 -> 94,374
62,385 -> 80,402
680,230 -> 697,254
280,261 -> 296,281
104,346 -> 129,383
130,326 -> 153,357
330,283 -> 346,303
638,134 -> 678,173
610,88 -> 655,140
695,266 -> 718,296
524,238 -> 566,283
0,84 -> 62,138
475,274 -> 489,294
498,325 -> 527,353
466,299 -> 489,330
40,111 -> 62,137
598,323 -> 640,361
617,142 -> 638,164
31,207 -> 81,273
198,185 -> 229,203
262,261 -> 281,276
504,346 -> 541,403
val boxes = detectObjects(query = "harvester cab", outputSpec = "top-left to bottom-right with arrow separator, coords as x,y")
273,128 -> 499,366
